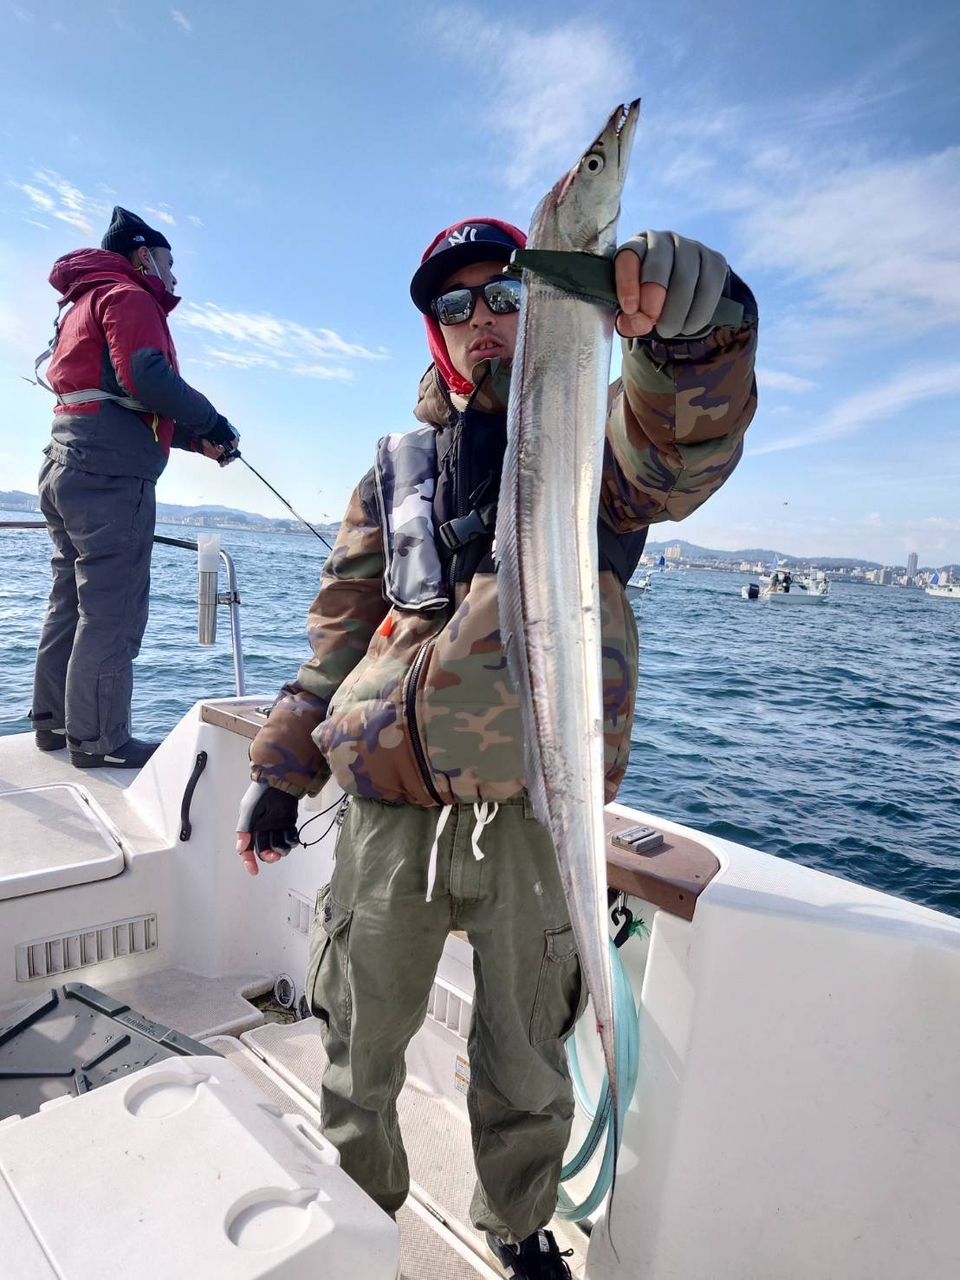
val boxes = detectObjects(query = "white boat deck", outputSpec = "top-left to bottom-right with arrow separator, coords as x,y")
0,731 -> 164,853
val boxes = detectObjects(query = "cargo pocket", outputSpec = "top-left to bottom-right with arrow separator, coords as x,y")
529,924 -> 588,1045
305,885 -> 354,1037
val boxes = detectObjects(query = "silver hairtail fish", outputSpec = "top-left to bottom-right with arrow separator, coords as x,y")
495,100 -> 640,1216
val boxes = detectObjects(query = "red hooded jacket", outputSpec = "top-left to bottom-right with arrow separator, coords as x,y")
44,249 -> 221,481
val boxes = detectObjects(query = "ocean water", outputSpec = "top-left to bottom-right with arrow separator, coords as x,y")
2,510 -> 958,918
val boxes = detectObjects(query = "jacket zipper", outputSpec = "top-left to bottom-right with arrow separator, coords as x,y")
405,640 -> 444,805
446,413 -> 467,594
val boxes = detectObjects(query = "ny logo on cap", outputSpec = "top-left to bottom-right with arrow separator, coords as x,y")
447,226 -> 478,245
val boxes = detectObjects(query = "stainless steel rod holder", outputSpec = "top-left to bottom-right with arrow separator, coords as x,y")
218,548 -> 246,696
195,534 -> 246,695
197,533 -> 221,647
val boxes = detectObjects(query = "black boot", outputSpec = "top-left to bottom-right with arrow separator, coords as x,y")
485,1229 -> 573,1279
71,738 -> 159,769
35,728 -> 67,752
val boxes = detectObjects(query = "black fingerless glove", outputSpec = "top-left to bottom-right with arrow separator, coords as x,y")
205,415 -> 240,452
237,781 -> 300,856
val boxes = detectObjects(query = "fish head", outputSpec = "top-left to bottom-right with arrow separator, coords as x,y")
529,100 -> 640,256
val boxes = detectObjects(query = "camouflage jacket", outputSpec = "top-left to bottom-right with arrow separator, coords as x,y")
250,310 -> 758,805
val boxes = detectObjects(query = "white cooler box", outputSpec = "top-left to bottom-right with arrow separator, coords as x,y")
0,1054 -> 399,1279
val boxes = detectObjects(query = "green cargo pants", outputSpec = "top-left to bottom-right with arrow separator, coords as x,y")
305,794 -> 586,1243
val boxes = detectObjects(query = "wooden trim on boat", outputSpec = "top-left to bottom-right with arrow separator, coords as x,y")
200,702 -> 268,741
605,811 -> 720,921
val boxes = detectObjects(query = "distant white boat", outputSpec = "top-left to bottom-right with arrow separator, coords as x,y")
926,583 -> 960,600
625,573 -> 652,602
742,574 -> 829,605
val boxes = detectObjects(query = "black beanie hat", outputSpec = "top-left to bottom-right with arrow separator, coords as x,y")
101,206 -> 171,255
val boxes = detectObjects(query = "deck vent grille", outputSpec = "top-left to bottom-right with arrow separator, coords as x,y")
287,890 -> 312,936
15,913 -> 158,982
426,976 -> 472,1042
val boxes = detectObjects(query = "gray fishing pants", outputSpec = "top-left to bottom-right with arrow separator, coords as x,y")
306,795 -> 586,1243
32,458 -> 155,754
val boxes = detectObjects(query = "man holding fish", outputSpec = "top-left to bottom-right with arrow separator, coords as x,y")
237,106 -> 757,1278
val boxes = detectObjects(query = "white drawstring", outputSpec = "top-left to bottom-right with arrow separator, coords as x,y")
425,804 -> 453,903
471,801 -> 499,861
425,801 -> 500,902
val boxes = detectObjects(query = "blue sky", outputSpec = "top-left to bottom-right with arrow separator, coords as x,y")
1,0 -> 958,565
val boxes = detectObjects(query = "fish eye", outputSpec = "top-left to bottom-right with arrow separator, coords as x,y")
583,152 -> 605,174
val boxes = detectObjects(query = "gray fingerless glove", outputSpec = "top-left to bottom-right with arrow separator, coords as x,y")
618,231 -> 729,339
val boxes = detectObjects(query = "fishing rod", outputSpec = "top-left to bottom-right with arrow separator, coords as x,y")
18,367 -> 334,553
224,448 -> 334,552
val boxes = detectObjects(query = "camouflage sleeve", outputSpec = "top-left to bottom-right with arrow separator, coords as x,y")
249,470 -> 388,796
600,275 -> 758,530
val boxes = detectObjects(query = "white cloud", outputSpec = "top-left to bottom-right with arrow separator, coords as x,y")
433,8 -> 635,190
9,171 -> 108,236
13,184 -> 56,213
752,363 -> 960,455
757,368 -> 816,393
187,214 -> 204,227
201,349 -> 279,371
913,516 -> 960,533
144,205 -> 176,226
290,363 -> 355,382
176,303 -> 388,381
52,210 -> 94,233
738,148 -> 960,334
171,9 -> 192,34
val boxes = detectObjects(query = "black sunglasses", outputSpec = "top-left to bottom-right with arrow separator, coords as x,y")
431,276 -> 522,326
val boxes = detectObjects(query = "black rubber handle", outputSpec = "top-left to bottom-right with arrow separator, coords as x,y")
179,750 -> 209,841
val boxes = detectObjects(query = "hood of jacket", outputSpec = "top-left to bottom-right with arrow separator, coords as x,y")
418,218 -> 526,397
49,248 -> 180,314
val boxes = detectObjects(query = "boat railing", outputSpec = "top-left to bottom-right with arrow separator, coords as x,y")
0,521 -> 246,696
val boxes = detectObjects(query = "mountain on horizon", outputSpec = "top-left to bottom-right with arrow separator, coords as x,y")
0,489 -> 333,534
644,538 -> 885,572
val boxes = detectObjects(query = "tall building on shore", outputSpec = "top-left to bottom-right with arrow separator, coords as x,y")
666,544 -> 683,562
907,551 -> 919,581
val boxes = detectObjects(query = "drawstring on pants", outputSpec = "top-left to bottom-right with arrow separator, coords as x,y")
470,800 -> 499,860
424,801 -> 501,902
425,804 -> 452,903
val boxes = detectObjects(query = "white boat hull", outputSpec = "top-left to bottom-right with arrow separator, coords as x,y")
761,588 -> 827,603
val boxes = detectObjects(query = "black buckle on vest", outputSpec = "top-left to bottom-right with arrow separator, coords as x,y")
438,504 -> 496,552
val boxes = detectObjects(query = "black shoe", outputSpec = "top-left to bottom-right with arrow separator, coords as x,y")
35,728 -> 67,752
71,738 -> 159,769
485,1229 -> 573,1279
